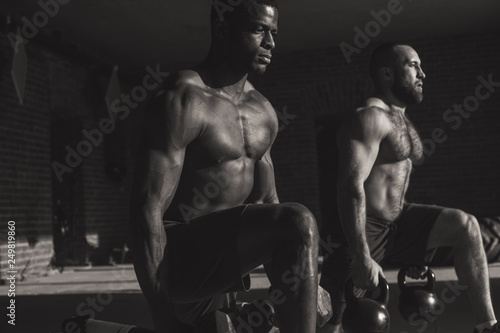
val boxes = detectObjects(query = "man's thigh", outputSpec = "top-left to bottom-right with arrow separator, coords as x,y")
386,203 -> 446,265
165,202 -> 315,324
426,206 -> 473,250
166,205 -> 251,304
165,205 -> 255,325
166,202 -> 312,302
235,202 -> 316,276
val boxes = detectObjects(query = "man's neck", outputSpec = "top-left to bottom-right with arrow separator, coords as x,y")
197,54 -> 248,100
370,92 -> 407,115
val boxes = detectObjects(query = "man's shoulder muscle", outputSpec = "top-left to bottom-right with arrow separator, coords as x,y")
144,71 -> 207,147
340,106 -> 391,142
159,70 -> 207,107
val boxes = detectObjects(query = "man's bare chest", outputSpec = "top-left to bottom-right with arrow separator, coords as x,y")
379,114 -> 423,163
188,101 -> 275,164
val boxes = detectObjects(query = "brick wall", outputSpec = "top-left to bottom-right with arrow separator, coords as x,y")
251,31 -> 500,226
0,34 -> 145,280
47,52 -> 137,266
0,36 -> 53,280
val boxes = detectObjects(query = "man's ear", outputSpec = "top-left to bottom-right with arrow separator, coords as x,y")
379,66 -> 393,82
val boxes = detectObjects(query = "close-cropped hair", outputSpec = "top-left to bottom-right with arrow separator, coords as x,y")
211,0 -> 279,29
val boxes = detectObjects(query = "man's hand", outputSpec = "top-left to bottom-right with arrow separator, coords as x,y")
351,254 -> 385,290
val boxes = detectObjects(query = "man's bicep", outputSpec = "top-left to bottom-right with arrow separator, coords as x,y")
347,139 -> 379,180
261,149 -> 279,203
339,110 -> 387,181
338,123 -> 381,187
146,88 -> 202,151
134,147 -> 185,213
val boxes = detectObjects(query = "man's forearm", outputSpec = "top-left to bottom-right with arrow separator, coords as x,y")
130,207 -> 167,299
338,184 -> 370,259
130,207 -> 177,331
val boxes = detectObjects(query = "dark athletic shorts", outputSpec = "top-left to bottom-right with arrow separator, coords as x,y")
164,205 -> 251,325
320,203 -> 446,325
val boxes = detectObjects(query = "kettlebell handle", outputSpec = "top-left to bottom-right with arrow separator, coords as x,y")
398,266 -> 435,292
345,275 -> 390,306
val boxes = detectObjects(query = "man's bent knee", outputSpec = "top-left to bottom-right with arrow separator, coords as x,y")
276,202 -> 319,244
449,209 -> 481,243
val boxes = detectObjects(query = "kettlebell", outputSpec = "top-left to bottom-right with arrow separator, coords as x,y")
398,266 -> 439,322
235,300 -> 276,332
342,275 -> 390,333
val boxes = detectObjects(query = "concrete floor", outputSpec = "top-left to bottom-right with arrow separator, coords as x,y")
1,263 -> 499,332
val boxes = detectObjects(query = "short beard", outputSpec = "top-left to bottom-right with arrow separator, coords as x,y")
393,75 -> 423,105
